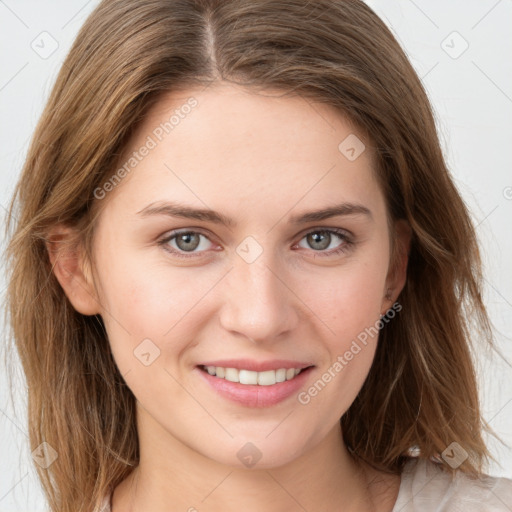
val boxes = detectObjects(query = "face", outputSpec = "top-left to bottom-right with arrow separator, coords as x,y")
86,83 -> 403,469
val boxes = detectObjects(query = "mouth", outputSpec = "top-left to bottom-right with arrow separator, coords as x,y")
198,364 -> 311,386
195,363 -> 315,407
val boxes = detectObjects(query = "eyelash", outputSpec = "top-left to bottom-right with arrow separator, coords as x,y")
157,228 -> 353,260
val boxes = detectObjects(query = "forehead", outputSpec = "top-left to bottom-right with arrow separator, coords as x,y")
103,82 -> 384,222
139,82 -> 369,167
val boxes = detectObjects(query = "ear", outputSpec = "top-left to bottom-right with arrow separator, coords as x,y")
381,219 -> 411,313
45,224 -> 101,316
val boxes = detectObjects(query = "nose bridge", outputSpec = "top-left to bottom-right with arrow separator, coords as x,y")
219,237 -> 297,341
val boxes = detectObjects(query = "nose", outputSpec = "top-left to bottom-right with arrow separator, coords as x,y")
218,247 -> 299,344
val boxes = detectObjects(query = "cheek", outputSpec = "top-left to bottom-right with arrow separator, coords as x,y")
95,249 -> 220,374
293,255 -> 388,411
302,256 -> 388,341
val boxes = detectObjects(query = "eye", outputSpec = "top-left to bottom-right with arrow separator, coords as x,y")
158,227 -> 353,260
158,230 -> 215,258
295,228 -> 352,257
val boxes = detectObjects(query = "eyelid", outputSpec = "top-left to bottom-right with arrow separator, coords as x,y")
294,225 -> 353,242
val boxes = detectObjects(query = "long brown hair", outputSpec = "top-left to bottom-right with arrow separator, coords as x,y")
4,1 -> 500,510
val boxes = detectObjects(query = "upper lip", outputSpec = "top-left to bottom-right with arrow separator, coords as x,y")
197,359 -> 314,372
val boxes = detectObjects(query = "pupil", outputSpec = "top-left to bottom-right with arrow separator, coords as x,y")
177,232 -> 200,251
309,231 -> 330,250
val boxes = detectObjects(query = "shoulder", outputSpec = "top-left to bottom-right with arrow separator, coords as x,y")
393,457 -> 512,512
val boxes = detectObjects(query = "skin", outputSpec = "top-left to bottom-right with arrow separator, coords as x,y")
49,82 -> 410,511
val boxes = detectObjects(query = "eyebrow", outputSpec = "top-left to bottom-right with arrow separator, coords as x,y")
136,201 -> 372,227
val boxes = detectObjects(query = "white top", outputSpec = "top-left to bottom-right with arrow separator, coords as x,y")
391,457 -> 512,511
96,457 -> 512,511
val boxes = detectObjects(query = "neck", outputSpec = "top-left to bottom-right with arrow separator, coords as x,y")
112,405 -> 399,512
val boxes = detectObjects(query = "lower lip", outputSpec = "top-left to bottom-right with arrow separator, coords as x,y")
195,366 -> 314,408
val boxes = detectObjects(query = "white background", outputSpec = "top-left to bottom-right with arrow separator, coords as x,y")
0,1 -> 511,510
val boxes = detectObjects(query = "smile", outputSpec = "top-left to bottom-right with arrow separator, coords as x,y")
200,365 -> 304,385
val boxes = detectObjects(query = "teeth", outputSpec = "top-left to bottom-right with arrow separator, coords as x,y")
275,368 -> 286,382
225,367 -> 239,383
202,366 -> 305,385
239,369 -> 258,385
257,370 -> 276,386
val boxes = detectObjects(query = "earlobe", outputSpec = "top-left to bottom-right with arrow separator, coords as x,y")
46,225 -> 101,316
382,219 -> 411,312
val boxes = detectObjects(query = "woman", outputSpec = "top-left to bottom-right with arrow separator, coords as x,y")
5,0 -> 512,511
